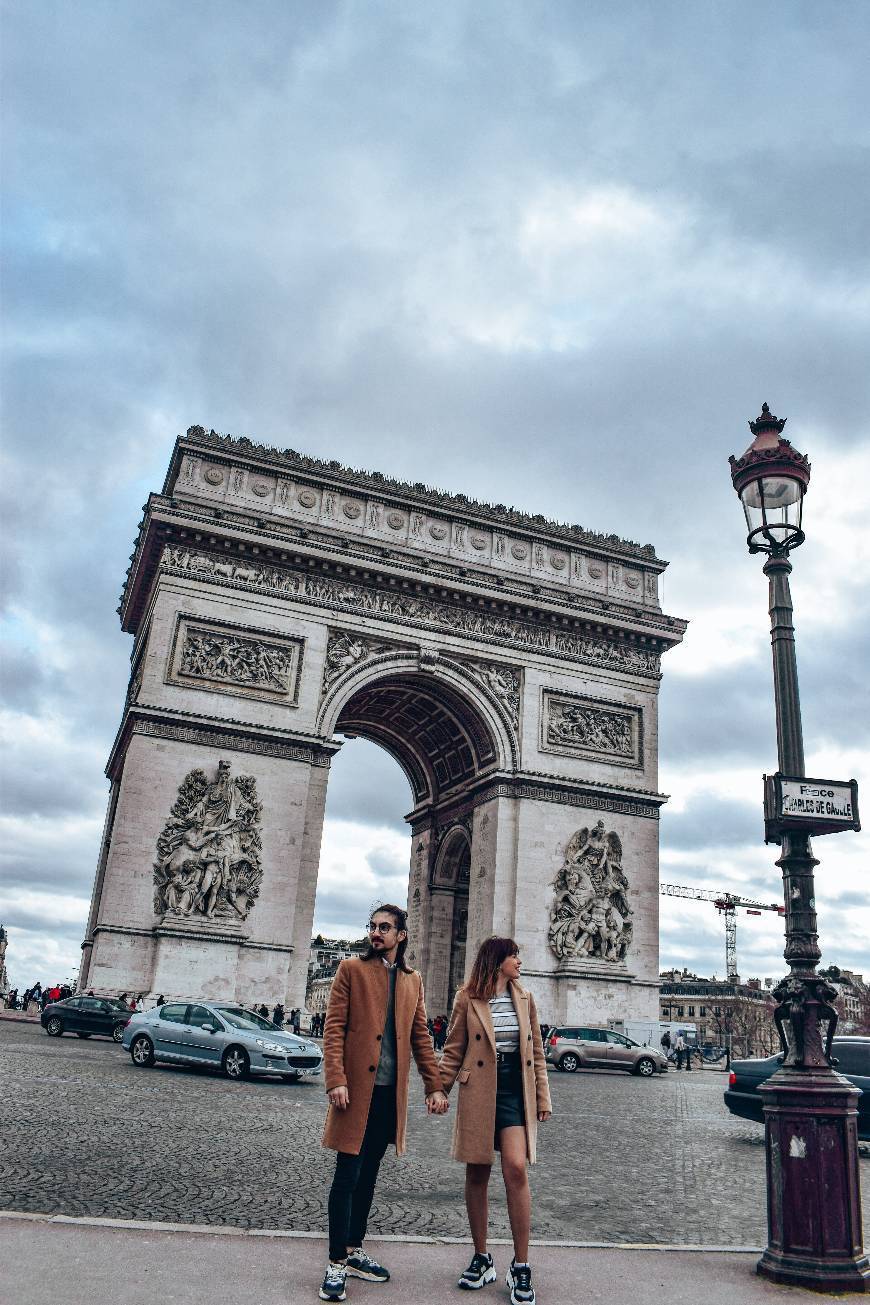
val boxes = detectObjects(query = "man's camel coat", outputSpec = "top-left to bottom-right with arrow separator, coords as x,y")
439,982 -> 551,1165
321,956 -> 442,1157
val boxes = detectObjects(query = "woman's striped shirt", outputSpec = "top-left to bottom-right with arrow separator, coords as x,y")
488,990 -> 520,1052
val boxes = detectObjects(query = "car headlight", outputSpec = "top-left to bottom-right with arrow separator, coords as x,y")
255,1039 -> 286,1054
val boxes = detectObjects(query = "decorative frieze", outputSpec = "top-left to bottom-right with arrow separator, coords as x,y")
129,719 -> 334,765
548,822 -> 633,963
160,545 -> 661,677
153,760 -> 263,922
542,691 -> 643,768
166,615 -> 304,705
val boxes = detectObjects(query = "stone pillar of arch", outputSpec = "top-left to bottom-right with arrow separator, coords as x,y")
81,427 -> 686,1025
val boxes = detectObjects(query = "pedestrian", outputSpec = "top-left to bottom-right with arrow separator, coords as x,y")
674,1033 -> 686,1070
685,1039 -> 693,1072
135,993 -> 145,1011
318,902 -> 448,1303
258,1003 -> 269,1020
439,936 -> 551,1305
156,994 -> 166,1006
273,1001 -> 285,1028
292,1007 -> 302,1035
660,1029 -> 671,1053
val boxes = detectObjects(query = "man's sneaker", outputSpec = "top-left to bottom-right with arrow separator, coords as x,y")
506,1261 -> 535,1305
319,1262 -> 347,1302
458,1251 -> 496,1290
346,1249 -> 390,1283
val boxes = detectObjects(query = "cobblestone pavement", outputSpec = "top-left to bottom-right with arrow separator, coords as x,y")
1,1022 -> 867,1245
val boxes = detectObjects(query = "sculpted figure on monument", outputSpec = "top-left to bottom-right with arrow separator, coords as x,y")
154,761 -> 263,922
547,821 -> 633,962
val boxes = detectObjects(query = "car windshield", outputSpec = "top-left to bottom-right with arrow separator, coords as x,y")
214,1007 -> 280,1032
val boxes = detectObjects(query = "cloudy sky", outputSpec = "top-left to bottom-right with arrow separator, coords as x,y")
2,2 -> 868,993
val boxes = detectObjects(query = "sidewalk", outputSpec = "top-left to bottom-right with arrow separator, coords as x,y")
0,1212 -> 836,1305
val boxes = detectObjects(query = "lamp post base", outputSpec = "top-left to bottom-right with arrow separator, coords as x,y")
757,1066 -> 869,1293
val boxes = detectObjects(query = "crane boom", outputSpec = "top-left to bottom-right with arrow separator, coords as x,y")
660,882 -> 784,981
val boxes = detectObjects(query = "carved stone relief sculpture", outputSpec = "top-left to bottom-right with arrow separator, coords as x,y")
548,821 -> 633,963
321,628 -> 400,696
154,760 -> 263,922
167,615 -> 303,705
543,691 -> 641,767
462,659 -> 522,730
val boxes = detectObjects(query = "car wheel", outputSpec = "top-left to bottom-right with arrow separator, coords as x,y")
636,1056 -> 656,1077
559,1052 -> 579,1073
223,1047 -> 250,1081
76,1032 -> 92,1039
130,1035 -> 155,1067
46,1016 -> 63,1037
112,1023 -> 126,1043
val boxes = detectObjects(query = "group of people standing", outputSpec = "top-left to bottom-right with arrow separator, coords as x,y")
318,903 -> 551,1305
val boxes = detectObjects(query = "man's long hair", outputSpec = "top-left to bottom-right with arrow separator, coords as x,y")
362,902 -> 413,973
464,936 -> 519,1001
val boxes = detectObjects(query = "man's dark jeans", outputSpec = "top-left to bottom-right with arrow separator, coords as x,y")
328,1085 -> 397,1262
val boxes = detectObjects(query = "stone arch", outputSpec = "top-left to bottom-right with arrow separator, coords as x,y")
431,824 -> 471,1008
318,651 -> 516,810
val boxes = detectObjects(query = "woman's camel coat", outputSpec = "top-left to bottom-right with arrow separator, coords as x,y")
321,957 -> 442,1157
439,981 -> 551,1165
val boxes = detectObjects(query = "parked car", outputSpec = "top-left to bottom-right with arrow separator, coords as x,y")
41,995 -> 132,1042
724,1036 -> 869,1138
545,1026 -> 668,1076
122,1000 -> 324,1082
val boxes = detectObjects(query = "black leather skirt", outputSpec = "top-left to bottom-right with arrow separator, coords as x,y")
494,1051 -> 526,1139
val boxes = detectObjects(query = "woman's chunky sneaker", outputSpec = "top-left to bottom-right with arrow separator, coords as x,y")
345,1248 -> 390,1282
507,1260 -> 535,1305
458,1251 -> 497,1290
318,1261 -> 348,1302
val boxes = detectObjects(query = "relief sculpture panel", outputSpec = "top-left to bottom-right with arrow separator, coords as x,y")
548,822 -> 633,963
154,761 -> 263,922
167,615 -> 303,704
541,690 -> 642,768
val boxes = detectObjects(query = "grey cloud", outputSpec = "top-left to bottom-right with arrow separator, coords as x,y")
323,739 -> 413,831
660,796 -> 763,854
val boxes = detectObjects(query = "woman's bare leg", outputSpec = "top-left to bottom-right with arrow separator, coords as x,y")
464,1162 -> 492,1254
498,1127 -> 530,1263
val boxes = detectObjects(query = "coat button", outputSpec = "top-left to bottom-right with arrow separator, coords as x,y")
528,1033 -> 532,1040
475,1033 -> 481,1040
369,1065 -> 376,1072
477,1059 -> 484,1067
376,1034 -> 382,1041
527,1059 -> 532,1066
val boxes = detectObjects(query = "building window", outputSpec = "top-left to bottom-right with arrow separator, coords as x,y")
688,1006 -> 695,1016
714,1006 -> 721,1016
677,1006 -> 684,1017
700,1006 -> 706,1016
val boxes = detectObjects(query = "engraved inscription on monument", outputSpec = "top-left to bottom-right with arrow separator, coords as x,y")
166,615 -> 303,704
548,822 -> 633,963
542,690 -> 642,768
154,760 -> 263,923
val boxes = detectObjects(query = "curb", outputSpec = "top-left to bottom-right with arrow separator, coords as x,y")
0,1211 -> 761,1253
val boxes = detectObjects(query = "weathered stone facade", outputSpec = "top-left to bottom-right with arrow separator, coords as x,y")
80,427 -> 686,1022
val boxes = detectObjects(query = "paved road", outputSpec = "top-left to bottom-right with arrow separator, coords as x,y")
1,1021 -> 867,1245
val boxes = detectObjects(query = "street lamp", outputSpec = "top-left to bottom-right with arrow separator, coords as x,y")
730,405 -> 869,1293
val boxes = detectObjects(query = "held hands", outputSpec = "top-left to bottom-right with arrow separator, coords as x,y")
426,1090 -> 450,1116
537,1109 -> 552,1123
328,1086 -> 350,1110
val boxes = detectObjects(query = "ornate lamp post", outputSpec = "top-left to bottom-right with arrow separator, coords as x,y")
730,404 -> 868,1293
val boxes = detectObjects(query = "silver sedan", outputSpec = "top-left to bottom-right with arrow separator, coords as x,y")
122,1000 -> 323,1082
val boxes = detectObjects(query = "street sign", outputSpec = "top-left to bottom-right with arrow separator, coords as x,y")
763,773 -> 860,842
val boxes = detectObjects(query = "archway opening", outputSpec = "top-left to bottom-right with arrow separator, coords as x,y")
312,670 -> 501,1015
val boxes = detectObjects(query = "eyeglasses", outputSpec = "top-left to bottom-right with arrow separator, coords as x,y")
369,921 -> 397,934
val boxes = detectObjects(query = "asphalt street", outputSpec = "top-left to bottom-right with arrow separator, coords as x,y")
1,1019 -> 867,1246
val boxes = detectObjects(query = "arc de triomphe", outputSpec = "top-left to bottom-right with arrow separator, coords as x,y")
79,427 -> 685,1023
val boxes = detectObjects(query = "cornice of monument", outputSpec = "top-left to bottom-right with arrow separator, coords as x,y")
167,426 -> 667,565
119,496 -> 687,654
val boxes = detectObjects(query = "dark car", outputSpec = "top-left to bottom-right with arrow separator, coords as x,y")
41,995 -> 132,1043
724,1036 -> 869,1139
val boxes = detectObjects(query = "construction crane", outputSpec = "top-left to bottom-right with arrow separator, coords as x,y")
660,883 -> 785,982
